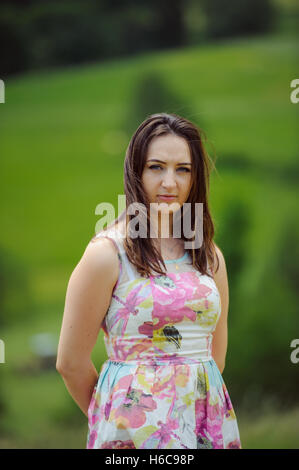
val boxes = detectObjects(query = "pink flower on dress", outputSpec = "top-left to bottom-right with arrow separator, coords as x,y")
222,382 -> 235,417
195,397 -> 207,433
152,274 -> 195,304
138,321 -> 153,338
88,393 -> 101,427
153,272 -> 212,303
111,283 -> 149,335
140,417 -> 188,449
153,297 -> 197,330
152,273 -> 213,330
195,398 -> 216,448
100,439 -> 136,449
203,395 -> 226,449
110,376 -> 157,428
108,335 -> 152,361
155,419 -> 180,448
227,439 -> 242,449
112,388 -> 157,429
104,400 -> 112,420
87,429 -> 98,448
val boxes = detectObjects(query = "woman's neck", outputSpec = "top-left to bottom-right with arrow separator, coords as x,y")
150,211 -> 174,238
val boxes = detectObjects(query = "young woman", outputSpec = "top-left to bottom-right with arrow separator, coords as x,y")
56,113 -> 242,449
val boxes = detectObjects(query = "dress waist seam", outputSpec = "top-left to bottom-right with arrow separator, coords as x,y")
107,357 -> 214,366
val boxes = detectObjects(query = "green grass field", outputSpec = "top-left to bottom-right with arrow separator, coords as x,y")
0,31 -> 298,448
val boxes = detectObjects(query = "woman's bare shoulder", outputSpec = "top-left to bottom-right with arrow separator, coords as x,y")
76,235 -> 120,285
212,242 -> 224,259
211,242 -> 226,276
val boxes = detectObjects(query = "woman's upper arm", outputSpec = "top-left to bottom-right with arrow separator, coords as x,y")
56,237 -> 119,373
211,244 -> 229,369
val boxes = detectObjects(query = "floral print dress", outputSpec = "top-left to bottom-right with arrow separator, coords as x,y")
86,229 -> 242,449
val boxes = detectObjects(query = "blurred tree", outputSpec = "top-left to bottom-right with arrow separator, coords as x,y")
27,1 -> 104,67
0,369 -> 6,434
200,0 -> 275,38
0,0 -> 189,77
0,6 -> 30,77
124,71 -> 195,140
2,0 -> 279,77
221,201 -> 299,410
183,0 -> 207,45
277,215 -> 299,294
95,0 -> 186,56
151,0 -> 185,48
214,198 -> 252,314
0,247 -> 34,328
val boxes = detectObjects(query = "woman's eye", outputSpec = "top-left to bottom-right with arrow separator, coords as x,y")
148,165 -> 190,172
178,167 -> 191,172
149,165 -> 162,170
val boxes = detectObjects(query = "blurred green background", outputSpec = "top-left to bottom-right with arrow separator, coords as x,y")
0,0 -> 298,449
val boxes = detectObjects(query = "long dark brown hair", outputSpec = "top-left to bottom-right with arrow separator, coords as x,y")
99,112 -> 219,278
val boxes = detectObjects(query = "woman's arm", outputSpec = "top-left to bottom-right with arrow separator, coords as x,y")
211,244 -> 229,375
56,237 -> 119,417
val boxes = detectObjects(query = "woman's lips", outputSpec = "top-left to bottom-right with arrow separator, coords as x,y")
157,195 -> 177,201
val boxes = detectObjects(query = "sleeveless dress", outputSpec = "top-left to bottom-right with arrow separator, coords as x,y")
86,228 -> 242,449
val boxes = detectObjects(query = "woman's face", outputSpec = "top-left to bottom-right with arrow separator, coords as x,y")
141,133 -> 193,217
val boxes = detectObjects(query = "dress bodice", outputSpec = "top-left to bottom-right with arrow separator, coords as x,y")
95,228 -> 221,366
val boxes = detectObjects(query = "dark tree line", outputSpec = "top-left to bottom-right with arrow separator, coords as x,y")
0,0 -> 275,77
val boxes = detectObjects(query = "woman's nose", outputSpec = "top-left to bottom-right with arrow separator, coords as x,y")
162,170 -> 177,188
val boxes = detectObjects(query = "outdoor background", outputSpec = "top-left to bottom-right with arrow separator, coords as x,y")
0,0 -> 298,449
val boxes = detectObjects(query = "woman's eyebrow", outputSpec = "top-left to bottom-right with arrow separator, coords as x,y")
147,158 -> 192,165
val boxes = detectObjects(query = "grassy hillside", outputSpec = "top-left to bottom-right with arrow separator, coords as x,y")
1,33 -> 297,269
0,32 -> 298,448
